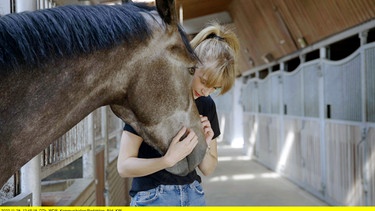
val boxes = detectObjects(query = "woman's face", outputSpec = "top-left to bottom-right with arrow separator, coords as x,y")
191,68 -> 221,99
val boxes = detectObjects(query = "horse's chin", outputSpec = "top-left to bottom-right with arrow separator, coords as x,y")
165,139 -> 207,176
165,158 -> 190,176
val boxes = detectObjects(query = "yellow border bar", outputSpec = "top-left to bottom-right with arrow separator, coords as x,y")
0,207 -> 374,211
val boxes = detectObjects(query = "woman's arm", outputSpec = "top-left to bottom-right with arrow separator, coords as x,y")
198,116 -> 218,176
117,127 -> 198,178
198,138 -> 218,176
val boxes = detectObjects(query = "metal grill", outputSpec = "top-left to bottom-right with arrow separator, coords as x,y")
324,54 -> 362,122
41,117 -> 90,178
241,80 -> 258,112
256,73 -> 280,114
283,69 -> 303,116
303,63 -> 320,117
270,75 -> 281,114
258,78 -> 271,114
366,47 -> 375,122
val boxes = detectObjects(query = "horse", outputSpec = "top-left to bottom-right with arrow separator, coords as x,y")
0,0 -> 207,187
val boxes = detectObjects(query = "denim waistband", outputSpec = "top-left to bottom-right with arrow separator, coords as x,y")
157,180 -> 200,192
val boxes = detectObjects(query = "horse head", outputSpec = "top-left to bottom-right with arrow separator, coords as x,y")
0,0 -> 206,188
110,0 -> 207,176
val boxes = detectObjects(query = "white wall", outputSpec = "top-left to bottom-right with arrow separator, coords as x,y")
15,0 -> 37,12
0,0 -> 10,15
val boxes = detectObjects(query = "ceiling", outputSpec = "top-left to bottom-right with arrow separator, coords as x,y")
53,0 -> 375,76
175,0 -> 231,20
176,0 -> 375,77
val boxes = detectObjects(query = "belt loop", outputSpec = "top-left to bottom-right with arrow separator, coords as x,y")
189,181 -> 194,188
158,185 -> 164,194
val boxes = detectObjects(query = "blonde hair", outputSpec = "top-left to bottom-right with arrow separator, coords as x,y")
190,22 -> 240,95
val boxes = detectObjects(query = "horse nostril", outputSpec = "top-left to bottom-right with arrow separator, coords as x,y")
179,130 -> 189,141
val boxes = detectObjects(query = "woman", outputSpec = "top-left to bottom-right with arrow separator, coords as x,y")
117,22 -> 239,206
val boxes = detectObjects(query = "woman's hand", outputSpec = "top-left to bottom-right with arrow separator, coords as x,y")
200,115 -> 214,144
163,127 -> 198,167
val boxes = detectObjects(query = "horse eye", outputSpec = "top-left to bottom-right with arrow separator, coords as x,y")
188,66 -> 196,75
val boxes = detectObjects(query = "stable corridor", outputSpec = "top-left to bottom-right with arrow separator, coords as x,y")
201,144 -> 328,206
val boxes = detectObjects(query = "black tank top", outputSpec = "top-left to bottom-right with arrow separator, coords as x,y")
124,96 -> 221,197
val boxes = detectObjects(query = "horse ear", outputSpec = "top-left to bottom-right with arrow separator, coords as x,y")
155,0 -> 177,25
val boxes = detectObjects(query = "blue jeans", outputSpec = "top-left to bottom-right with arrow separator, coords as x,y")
130,180 -> 206,206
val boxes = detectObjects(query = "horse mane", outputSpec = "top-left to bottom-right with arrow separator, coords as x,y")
0,3 -> 155,72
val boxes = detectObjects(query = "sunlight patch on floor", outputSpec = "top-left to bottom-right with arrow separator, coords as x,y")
208,172 -> 280,182
218,156 -> 251,162
260,172 -> 280,178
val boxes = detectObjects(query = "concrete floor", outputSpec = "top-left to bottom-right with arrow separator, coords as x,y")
200,144 -> 328,206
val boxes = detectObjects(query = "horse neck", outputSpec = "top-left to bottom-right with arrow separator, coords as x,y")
0,44 -> 137,187
1,47 -> 127,150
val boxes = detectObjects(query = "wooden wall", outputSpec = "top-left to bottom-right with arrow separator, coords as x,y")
228,0 -> 375,75
176,0 -> 232,20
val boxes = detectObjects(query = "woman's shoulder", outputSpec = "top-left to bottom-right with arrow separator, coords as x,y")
195,96 -> 217,118
195,95 -> 216,106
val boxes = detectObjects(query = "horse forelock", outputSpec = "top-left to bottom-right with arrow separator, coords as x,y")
0,3 -> 154,73
178,26 -> 199,62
